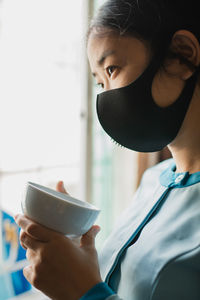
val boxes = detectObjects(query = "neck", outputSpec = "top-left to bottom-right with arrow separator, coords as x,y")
168,144 -> 200,174
168,87 -> 200,174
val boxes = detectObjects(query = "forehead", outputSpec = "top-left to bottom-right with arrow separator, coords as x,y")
87,32 -> 149,70
87,32 -> 120,65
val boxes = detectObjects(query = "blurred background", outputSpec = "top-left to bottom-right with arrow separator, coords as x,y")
0,0 -> 171,299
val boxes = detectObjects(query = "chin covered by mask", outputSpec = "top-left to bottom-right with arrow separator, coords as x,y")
96,55 -> 198,153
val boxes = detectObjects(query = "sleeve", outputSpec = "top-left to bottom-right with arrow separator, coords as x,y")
151,246 -> 200,300
79,282 -> 122,300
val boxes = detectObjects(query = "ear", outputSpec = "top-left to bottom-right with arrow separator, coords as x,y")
169,30 -> 200,80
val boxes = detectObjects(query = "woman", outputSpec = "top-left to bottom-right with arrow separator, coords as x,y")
15,1 -> 200,299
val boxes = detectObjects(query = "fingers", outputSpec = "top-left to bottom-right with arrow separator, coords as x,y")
81,225 -> 100,249
20,230 -> 27,250
56,181 -> 69,194
26,248 -> 35,261
15,214 -> 58,242
20,230 -> 42,251
23,265 -> 36,287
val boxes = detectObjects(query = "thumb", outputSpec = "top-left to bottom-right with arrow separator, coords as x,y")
56,181 -> 69,195
81,225 -> 100,248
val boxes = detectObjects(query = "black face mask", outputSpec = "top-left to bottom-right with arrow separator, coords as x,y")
96,56 -> 198,152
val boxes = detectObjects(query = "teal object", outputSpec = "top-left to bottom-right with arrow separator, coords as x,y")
0,210 -> 31,299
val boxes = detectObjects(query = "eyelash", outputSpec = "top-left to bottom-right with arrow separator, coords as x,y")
106,66 -> 117,77
96,83 -> 104,89
96,66 -> 118,90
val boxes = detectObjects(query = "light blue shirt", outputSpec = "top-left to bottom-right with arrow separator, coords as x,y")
81,159 -> 200,300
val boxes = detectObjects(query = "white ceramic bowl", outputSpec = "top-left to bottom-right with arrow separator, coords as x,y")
22,182 -> 100,237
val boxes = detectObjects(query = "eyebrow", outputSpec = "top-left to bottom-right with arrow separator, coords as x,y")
98,50 -> 115,65
92,50 -> 116,77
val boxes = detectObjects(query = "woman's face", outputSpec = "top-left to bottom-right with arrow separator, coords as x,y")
87,30 -> 187,108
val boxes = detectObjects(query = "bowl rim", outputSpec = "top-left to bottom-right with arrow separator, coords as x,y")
27,181 -> 100,212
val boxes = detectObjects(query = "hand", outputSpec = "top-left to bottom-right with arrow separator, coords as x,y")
15,181 -> 102,300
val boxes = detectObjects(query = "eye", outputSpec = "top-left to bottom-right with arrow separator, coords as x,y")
97,82 -> 104,89
106,66 -> 117,77
96,82 -> 104,92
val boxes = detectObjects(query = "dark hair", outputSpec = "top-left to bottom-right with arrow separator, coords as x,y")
88,0 -> 200,71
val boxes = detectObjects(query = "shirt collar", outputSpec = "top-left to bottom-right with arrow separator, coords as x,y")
160,160 -> 200,188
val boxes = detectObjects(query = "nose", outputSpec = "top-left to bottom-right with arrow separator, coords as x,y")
104,82 -> 111,91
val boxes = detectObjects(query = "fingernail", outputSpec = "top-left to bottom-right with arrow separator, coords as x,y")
92,226 -> 101,235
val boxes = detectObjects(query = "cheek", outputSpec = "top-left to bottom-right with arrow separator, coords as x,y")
152,71 -> 185,107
